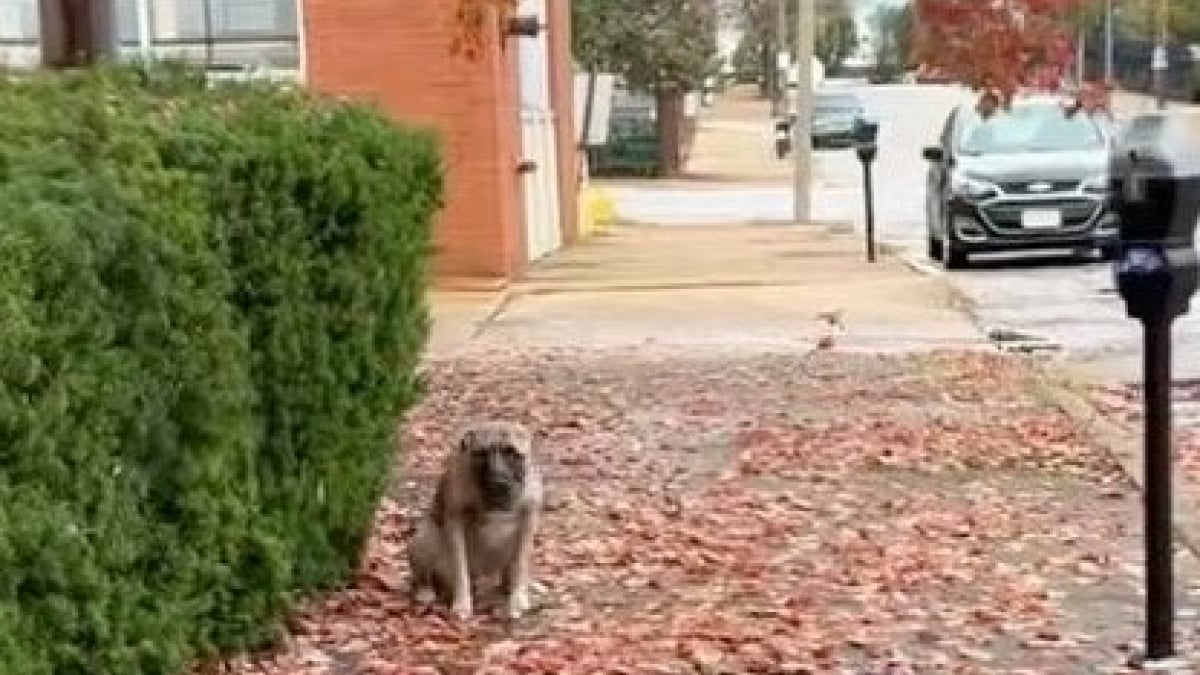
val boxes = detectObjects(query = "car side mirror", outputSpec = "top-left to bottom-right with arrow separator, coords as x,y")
922,146 -> 944,162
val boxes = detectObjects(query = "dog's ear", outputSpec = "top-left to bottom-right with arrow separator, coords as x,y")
509,426 -> 533,459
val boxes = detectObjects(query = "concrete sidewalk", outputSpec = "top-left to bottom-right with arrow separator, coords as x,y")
1111,89 -> 1200,138
429,224 -> 982,354
428,83 -> 979,356
684,85 -> 793,183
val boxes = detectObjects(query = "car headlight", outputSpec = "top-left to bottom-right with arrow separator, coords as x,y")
1081,173 -> 1111,194
951,174 -> 1000,200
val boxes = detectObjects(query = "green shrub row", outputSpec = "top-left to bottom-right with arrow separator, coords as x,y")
0,64 -> 442,674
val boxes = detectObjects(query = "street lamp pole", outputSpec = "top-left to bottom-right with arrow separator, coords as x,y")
1104,0 -> 1114,86
793,0 -> 814,224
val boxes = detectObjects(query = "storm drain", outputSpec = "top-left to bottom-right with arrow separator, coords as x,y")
986,326 -> 1063,355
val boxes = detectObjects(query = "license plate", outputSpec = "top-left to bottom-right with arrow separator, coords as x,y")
1021,209 -> 1061,229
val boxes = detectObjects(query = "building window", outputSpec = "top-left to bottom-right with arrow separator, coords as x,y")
0,0 -> 36,41
1,0 -> 302,70
147,0 -> 298,39
0,0 -> 38,67
0,0 -> 34,40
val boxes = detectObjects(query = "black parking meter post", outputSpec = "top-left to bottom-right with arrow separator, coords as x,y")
855,121 -> 881,263
774,118 -> 792,160
1109,114 -> 1200,668
1144,307 -> 1174,660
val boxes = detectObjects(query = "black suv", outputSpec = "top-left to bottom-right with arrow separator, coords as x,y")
922,96 -> 1120,269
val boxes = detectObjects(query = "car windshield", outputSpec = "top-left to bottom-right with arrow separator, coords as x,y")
956,103 -> 1105,155
816,94 -> 860,114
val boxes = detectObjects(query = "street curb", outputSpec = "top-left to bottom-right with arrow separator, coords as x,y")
896,250 -> 982,321
468,287 -> 516,340
897,250 -> 944,280
897,247 -> 1200,558
1029,364 -> 1200,561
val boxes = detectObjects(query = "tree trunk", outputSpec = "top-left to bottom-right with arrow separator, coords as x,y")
655,85 -> 684,178
39,0 -> 116,68
759,41 -> 773,99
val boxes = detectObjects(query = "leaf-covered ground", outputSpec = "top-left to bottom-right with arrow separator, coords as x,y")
1093,379 -> 1200,509
212,348 -> 1200,674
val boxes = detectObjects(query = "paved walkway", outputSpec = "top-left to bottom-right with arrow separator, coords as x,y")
684,86 -> 793,183
1109,89 -> 1200,137
445,224 -> 981,353
237,88 -> 1200,675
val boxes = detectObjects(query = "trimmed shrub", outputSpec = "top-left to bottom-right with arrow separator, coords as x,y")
0,64 -> 441,674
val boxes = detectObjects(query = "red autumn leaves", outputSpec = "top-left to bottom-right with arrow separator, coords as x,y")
915,0 -> 1108,110
207,347 -> 1183,674
452,0 -> 517,58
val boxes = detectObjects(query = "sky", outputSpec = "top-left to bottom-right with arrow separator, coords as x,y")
854,0 -> 910,34
717,0 -> 912,61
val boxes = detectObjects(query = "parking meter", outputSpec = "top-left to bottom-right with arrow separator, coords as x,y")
854,119 -> 880,154
773,118 -> 792,160
855,120 -> 881,262
1110,114 -> 1200,322
1108,112 -> 1200,666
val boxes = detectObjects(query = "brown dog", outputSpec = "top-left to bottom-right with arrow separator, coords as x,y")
408,421 -> 543,619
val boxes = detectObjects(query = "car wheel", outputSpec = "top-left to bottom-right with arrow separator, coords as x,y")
927,234 -> 943,261
944,243 -> 968,269
942,225 -> 968,270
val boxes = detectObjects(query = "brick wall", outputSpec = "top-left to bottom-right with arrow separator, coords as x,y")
303,0 -> 526,282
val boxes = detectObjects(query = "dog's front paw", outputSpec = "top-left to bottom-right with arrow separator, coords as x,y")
412,585 -> 437,606
451,596 -> 474,620
506,587 -> 531,619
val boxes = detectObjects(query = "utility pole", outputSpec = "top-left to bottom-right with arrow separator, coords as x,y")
772,0 -> 787,116
1076,26 -> 1085,87
39,0 -> 118,68
1152,0 -> 1168,109
793,0 -> 814,223
1104,0 -> 1114,86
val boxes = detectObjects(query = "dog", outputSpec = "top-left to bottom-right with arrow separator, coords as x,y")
408,421 -> 543,619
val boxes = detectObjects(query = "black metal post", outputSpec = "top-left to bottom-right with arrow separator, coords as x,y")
854,127 -> 879,264
1143,316 -> 1175,660
862,157 -> 876,263
1108,113 -> 1200,669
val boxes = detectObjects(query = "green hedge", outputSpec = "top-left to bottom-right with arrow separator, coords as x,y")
0,64 -> 441,674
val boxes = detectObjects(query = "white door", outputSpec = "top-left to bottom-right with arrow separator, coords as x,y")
517,0 -> 562,262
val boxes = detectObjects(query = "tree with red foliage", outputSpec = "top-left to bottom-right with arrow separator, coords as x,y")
914,0 -> 1109,114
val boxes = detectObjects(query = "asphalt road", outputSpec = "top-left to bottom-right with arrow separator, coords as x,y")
608,81 -> 1200,385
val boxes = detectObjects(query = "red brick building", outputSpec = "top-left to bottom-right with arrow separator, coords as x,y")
0,0 -> 571,283
303,0 -> 579,285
